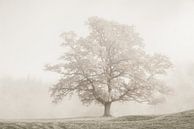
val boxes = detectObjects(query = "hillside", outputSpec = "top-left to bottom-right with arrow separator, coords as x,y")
0,109 -> 194,129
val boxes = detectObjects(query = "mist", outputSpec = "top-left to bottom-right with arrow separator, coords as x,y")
1,0 -> 194,119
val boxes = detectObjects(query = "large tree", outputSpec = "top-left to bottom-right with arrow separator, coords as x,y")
46,17 -> 172,117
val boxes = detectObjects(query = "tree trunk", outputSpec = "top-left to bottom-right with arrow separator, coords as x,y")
103,102 -> 112,117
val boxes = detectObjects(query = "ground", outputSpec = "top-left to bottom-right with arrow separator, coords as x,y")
1,109 -> 194,129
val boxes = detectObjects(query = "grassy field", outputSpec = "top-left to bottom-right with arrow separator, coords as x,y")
1,109 -> 194,129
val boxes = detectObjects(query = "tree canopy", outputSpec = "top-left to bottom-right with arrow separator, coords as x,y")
46,17 -> 172,116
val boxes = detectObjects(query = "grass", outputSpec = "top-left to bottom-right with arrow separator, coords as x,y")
1,109 -> 194,129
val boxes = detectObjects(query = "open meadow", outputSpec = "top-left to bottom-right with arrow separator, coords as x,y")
1,109 -> 194,129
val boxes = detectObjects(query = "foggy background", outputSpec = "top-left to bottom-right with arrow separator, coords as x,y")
0,0 -> 194,119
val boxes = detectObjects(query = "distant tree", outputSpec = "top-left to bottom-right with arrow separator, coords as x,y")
46,17 -> 172,117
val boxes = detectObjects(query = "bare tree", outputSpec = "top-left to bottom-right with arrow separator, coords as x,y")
46,17 -> 172,117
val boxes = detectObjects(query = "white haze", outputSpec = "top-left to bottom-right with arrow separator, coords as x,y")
0,0 -> 194,119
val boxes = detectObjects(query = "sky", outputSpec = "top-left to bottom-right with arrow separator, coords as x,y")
0,0 -> 194,119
